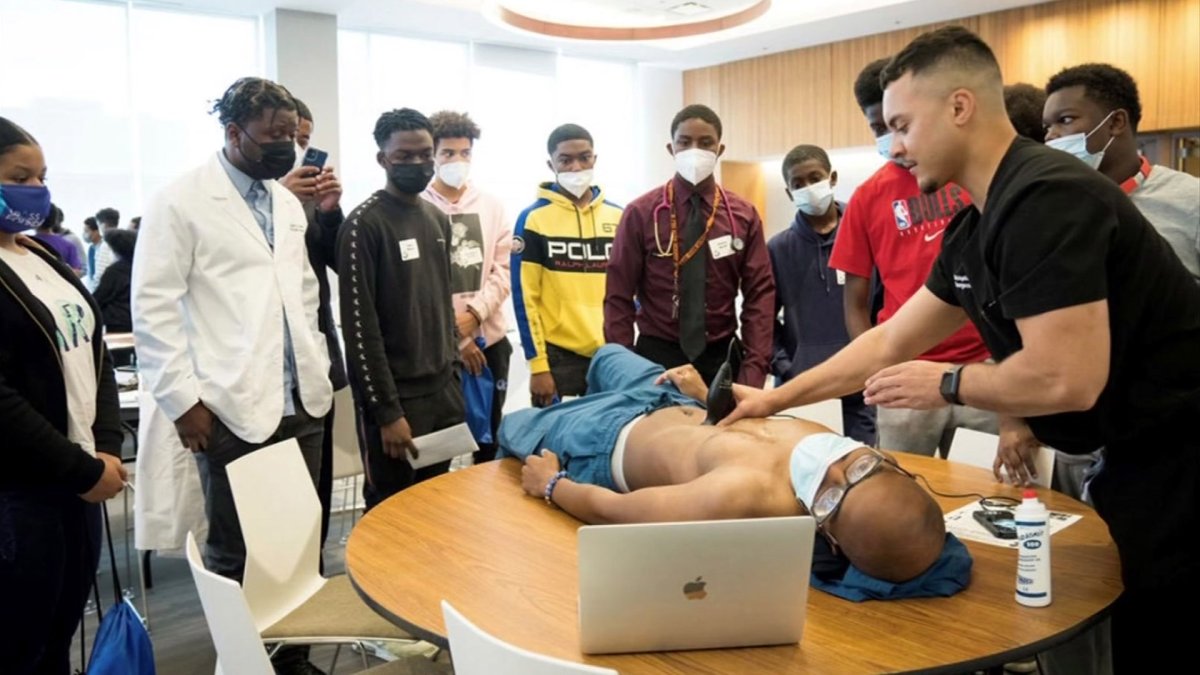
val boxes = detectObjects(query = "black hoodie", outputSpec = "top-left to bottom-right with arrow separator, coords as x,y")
0,239 -> 121,493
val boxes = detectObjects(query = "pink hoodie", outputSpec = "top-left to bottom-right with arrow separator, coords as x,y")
421,181 -> 512,348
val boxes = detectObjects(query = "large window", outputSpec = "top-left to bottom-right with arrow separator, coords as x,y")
337,30 -> 638,219
0,0 -> 261,231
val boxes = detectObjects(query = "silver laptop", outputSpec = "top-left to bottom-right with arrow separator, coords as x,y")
577,516 -> 815,654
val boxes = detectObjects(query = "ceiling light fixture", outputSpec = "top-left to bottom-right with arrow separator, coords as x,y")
485,0 -> 771,41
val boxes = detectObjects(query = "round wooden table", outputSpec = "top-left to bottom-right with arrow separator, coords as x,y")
346,456 -> 1121,674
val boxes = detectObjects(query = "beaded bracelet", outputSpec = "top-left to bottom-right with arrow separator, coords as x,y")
544,470 -> 569,506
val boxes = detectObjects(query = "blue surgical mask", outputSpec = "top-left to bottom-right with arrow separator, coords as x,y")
789,433 -> 862,510
875,132 -> 894,160
1045,110 -> 1116,170
0,184 -> 52,233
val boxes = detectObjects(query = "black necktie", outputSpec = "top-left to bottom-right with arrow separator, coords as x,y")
679,192 -> 707,361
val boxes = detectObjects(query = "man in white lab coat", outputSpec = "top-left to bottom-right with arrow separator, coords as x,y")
131,77 -> 332,592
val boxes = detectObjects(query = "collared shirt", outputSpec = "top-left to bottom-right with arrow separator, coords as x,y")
604,173 -> 775,387
217,149 -> 298,416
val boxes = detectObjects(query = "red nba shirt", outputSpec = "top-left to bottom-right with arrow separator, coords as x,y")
830,161 -> 991,364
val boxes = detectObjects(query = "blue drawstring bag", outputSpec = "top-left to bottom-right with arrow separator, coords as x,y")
87,502 -> 155,674
462,339 -> 495,445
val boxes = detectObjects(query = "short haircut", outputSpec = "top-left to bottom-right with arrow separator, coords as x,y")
1045,63 -> 1143,131
104,228 -> 137,261
546,123 -> 593,156
209,77 -> 297,127
1004,83 -> 1047,141
781,144 -> 832,181
670,104 -> 722,140
430,110 -> 482,147
853,57 -> 891,109
95,208 -> 120,227
880,26 -> 1002,90
83,217 -> 99,232
293,97 -> 313,123
0,117 -> 38,158
372,108 -> 433,149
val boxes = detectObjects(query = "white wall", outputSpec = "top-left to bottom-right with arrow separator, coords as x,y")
633,64 -> 685,198
265,9 -> 341,165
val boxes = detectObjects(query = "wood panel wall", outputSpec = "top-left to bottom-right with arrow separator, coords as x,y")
684,0 -> 1200,159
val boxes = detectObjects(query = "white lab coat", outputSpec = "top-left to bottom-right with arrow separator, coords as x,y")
131,153 -> 333,552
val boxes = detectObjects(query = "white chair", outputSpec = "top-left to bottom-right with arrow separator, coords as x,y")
225,439 -> 416,669
185,532 -> 413,675
777,399 -> 844,435
947,428 -> 1054,488
331,386 -> 366,535
442,601 -> 617,675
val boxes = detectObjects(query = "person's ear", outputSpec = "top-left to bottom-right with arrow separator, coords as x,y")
950,88 -> 975,127
829,170 -> 838,188
225,123 -> 240,146
546,159 -> 554,174
1109,109 -> 1130,138
784,188 -> 794,202
377,151 -> 387,171
716,143 -> 726,158
665,142 -> 675,157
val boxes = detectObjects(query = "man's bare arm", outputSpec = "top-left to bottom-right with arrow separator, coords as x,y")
842,273 -> 873,339
522,451 -> 764,524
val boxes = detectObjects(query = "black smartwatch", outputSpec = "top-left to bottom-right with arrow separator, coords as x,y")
939,365 -> 965,405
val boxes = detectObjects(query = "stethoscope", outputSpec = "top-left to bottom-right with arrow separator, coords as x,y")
651,180 -> 742,258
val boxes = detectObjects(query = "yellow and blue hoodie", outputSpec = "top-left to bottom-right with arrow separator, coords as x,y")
512,182 -> 623,374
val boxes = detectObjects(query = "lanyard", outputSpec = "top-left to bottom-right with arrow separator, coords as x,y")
1119,155 -> 1152,195
668,180 -> 721,317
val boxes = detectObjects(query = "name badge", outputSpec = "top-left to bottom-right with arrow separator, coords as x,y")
836,270 -> 846,286
459,245 -> 484,266
708,234 -> 735,260
399,238 -> 420,261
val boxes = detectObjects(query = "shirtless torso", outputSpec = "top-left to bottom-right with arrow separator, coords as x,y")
526,406 -> 874,525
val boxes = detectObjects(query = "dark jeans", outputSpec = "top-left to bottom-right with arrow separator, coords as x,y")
193,397 -> 325,581
358,375 -> 466,511
473,337 -> 513,464
0,490 -> 101,675
543,342 -> 591,399
317,399 -> 336,570
1088,408 -> 1199,673
635,333 -> 733,386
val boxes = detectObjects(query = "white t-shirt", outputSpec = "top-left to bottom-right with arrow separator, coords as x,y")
0,246 -> 99,456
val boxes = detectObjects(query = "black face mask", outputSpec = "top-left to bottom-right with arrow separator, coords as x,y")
387,161 -> 435,194
237,126 -> 296,180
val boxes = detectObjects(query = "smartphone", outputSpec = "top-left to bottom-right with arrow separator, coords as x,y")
302,147 -> 328,170
973,509 -> 1017,539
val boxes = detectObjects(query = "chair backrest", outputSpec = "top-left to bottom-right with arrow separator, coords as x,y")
947,428 -> 1054,488
778,399 -> 843,435
442,601 -> 618,675
184,532 -> 274,675
226,439 -> 325,632
331,386 -> 364,480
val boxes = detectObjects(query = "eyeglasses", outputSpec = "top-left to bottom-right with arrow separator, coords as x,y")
811,448 -> 915,527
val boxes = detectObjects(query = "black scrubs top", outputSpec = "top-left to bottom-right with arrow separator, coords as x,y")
925,138 -> 1200,455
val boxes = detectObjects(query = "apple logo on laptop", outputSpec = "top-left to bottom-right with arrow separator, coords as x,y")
683,577 -> 707,600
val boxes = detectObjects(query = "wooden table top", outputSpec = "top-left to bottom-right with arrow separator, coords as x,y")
346,456 -> 1121,674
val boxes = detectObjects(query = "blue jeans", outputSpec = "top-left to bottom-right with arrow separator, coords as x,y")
498,344 -> 703,489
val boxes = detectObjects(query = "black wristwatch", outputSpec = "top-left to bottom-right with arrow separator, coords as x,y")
940,365 -> 965,405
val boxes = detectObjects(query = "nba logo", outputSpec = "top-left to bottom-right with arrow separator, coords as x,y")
892,200 -> 911,230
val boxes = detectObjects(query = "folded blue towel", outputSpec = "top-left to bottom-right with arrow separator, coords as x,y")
811,533 -> 973,602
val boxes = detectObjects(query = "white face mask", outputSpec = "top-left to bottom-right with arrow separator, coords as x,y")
875,132 -> 894,160
556,169 -> 593,198
790,433 -> 862,510
1045,110 -> 1116,170
792,179 -> 835,216
674,148 -> 718,185
437,160 -> 470,189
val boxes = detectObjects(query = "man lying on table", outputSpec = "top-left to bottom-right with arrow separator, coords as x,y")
500,344 -> 971,595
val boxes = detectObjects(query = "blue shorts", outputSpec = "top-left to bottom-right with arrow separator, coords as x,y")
498,345 -> 703,490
